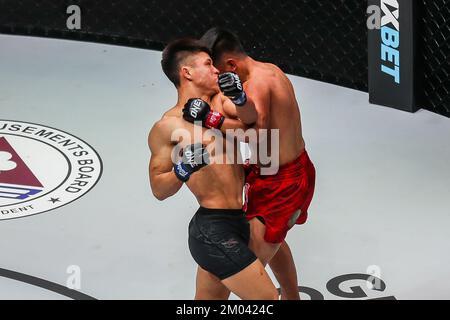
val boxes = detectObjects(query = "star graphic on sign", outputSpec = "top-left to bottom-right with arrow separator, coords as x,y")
49,197 -> 61,204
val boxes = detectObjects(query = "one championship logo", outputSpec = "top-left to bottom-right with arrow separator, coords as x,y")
0,120 -> 102,220
184,149 -> 196,168
190,99 -> 203,118
233,74 -> 243,91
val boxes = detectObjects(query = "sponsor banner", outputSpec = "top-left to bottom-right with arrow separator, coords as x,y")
368,0 -> 419,112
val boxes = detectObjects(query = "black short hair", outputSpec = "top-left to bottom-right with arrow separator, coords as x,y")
200,28 -> 246,62
161,38 -> 211,87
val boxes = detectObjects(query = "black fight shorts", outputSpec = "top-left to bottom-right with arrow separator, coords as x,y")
188,207 -> 257,280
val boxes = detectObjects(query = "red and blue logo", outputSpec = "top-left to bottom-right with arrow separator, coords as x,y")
0,136 -> 44,200
0,120 -> 102,220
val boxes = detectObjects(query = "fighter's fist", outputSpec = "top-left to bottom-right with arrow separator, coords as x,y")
173,143 -> 210,182
218,72 -> 247,106
183,98 -> 225,129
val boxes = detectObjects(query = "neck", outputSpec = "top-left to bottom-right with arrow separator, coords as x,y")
177,84 -> 213,107
236,56 -> 255,82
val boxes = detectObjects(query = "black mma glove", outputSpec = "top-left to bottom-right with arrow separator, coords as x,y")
173,143 -> 210,182
218,72 -> 247,106
183,98 -> 225,129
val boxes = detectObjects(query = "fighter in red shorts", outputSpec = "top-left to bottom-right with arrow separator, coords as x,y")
198,28 -> 316,300
243,151 -> 315,244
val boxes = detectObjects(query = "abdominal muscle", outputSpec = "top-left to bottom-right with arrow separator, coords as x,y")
186,163 -> 244,209
171,100 -> 245,209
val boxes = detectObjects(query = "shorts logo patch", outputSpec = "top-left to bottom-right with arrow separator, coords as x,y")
221,238 -> 239,249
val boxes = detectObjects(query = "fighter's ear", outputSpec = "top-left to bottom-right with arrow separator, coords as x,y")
180,66 -> 193,81
225,58 -> 237,72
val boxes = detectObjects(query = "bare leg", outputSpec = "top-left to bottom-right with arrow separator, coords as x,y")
248,217 -> 300,300
221,259 -> 279,300
248,218 -> 281,265
195,267 -> 230,300
269,241 -> 300,300
195,260 -> 278,300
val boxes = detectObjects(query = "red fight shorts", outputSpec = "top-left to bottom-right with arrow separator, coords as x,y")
243,150 -> 316,243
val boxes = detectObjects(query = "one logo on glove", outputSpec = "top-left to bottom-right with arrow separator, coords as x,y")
218,73 -> 247,106
184,149 -> 197,168
220,73 -> 243,91
189,99 -> 203,118
233,74 -> 243,91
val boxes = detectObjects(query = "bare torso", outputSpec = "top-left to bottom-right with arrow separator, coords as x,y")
158,94 -> 244,209
246,61 -> 305,166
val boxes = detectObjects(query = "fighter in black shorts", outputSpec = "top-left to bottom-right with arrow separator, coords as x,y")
188,207 -> 256,281
148,38 -> 278,299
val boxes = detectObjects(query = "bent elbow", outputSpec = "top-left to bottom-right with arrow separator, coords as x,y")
152,190 -> 168,201
150,178 -> 167,201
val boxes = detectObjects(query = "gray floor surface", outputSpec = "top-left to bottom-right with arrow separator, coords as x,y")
1,34 -> 450,300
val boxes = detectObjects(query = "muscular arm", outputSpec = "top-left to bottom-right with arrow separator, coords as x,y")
232,97 -> 258,126
148,120 -> 183,201
218,88 -> 270,144
245,79 -> 271,130
218,80 -> 271,135
242,79 -> 272,148
218,96 -> 255,143
221,93 -> 257,129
